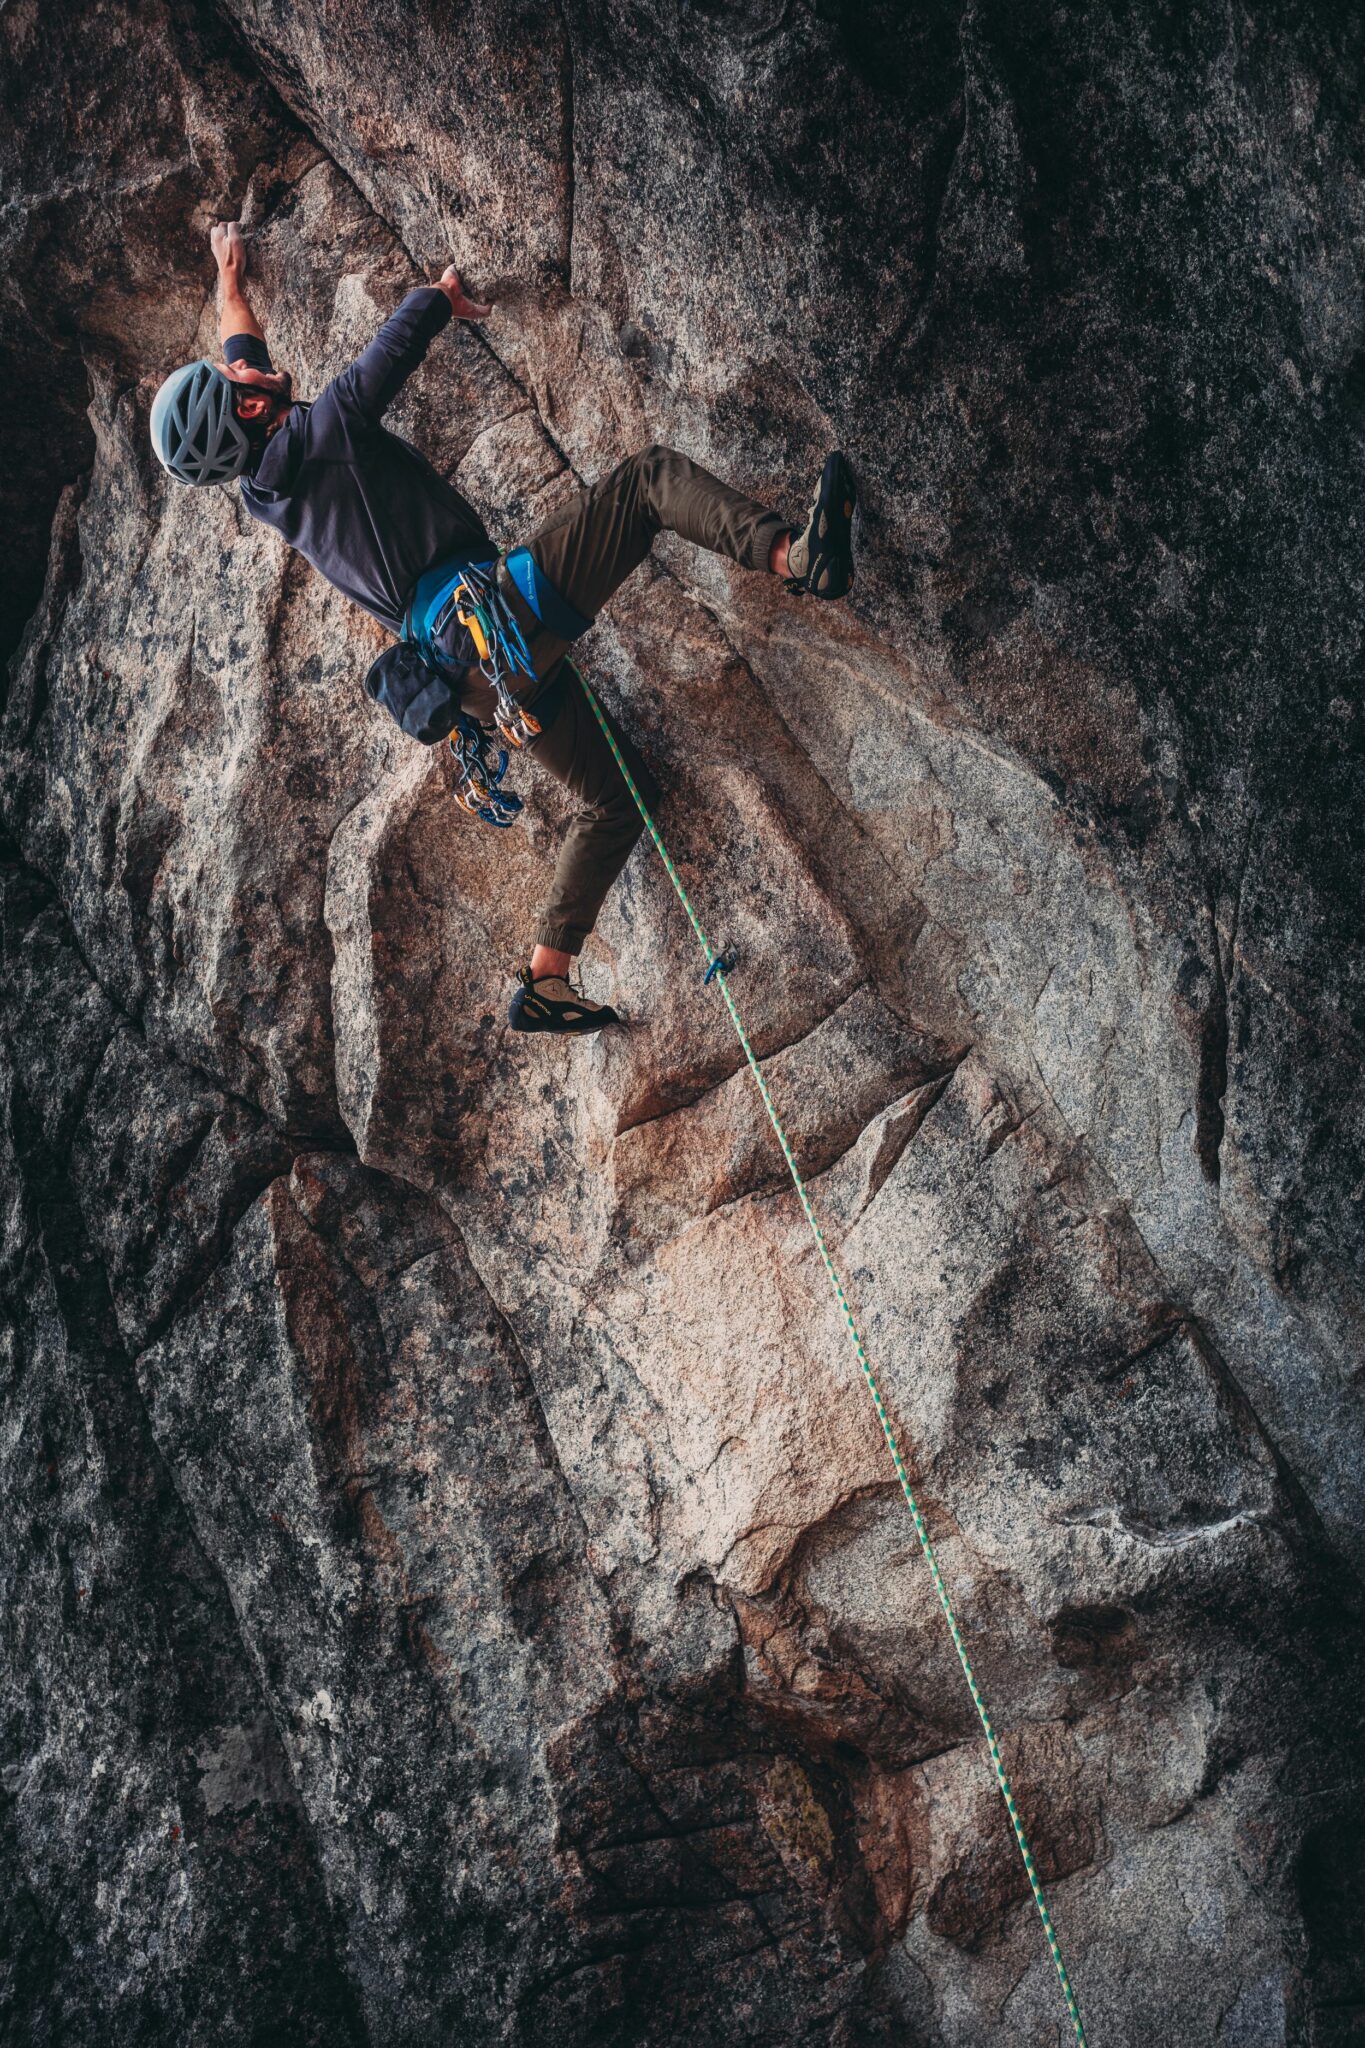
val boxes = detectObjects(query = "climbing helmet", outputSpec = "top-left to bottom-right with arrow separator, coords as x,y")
149,359 -> 252,487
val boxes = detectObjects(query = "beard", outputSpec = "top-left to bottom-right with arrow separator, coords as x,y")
235,378 -> 294,458
238,368 -> 293,411
228,364 -> 294,407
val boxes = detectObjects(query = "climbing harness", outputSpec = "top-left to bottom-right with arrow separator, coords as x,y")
407,556 -> 541,821
403,549 -> 596,827
422,557 -> 544,750
502,544 -> 595,644
570,659 -> 1089,2048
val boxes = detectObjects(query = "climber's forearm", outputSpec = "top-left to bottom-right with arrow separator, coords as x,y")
211,221 -> 266,350
218,279 -> 265,351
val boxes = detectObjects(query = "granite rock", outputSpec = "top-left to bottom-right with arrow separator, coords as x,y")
3,1 -> 1363,2042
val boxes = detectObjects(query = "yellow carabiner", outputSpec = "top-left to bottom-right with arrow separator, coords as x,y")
455,591 -> 491,663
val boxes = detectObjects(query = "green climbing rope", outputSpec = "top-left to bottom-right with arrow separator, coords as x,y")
571,661 -> 1089,2047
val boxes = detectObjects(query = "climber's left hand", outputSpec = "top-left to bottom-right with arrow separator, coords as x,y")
212,220 -> 249,283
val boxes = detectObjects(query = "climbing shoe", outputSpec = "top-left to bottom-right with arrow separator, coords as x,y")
507,970 -> 620,1036
785,451 -> 857,600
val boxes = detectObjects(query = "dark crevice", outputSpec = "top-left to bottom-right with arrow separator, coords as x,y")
1194,879 -> 1230,1184
879,89 -> 968,380
554,0 -> 576,287
0,348 -> 96,687
6,461 -> 92,738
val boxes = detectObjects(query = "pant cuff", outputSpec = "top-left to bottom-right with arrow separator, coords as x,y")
533,921 -> 588,956
743,512 -> 791,574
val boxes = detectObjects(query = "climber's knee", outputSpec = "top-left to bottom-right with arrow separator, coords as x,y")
576,742 -> 655,840
596,785 -> 649,848
631,443 -> 676,523
623,754 -> 660,819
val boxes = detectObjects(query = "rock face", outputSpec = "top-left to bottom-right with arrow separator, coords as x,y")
3,1 -> 1364,2042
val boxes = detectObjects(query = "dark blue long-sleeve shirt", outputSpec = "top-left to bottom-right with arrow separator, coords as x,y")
231,288 -> 491,634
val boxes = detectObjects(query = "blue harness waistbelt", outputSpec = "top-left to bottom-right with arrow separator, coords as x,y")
405,548 -> 592,670
502,547 -> 594,643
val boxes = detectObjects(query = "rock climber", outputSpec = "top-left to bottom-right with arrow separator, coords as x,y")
149,221 -> 857,1036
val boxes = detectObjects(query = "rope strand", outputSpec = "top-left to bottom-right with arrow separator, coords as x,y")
572,661 -> 1088,2046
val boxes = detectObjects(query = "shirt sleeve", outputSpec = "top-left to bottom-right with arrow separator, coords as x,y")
315,288 -> 453,440
224,333 -> 274,372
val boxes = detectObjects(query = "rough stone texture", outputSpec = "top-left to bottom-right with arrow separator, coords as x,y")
3,1 -> 1364,2043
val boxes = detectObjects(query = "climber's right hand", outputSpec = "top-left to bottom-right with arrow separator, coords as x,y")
437,266 -> 493,321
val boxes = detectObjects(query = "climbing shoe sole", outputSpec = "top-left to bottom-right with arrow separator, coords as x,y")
786,451 -> 857,600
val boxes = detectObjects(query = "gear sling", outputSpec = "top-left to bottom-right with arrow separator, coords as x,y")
363,547 -> 594,825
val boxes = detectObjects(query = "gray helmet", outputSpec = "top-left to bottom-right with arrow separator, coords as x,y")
149,359 -> 252,487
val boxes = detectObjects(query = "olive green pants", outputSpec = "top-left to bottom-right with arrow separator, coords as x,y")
457,444 -> 787,956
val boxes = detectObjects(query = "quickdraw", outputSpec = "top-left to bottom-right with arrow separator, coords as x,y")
405,549 -> 593,828
446,712 -> 523,828
418,558 -> 543,826
430,559 -> 543,751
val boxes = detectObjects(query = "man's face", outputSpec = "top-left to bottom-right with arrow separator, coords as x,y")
218,358 -> 293,423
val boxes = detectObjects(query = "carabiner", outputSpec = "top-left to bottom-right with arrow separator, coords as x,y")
496,705 -> 542,751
